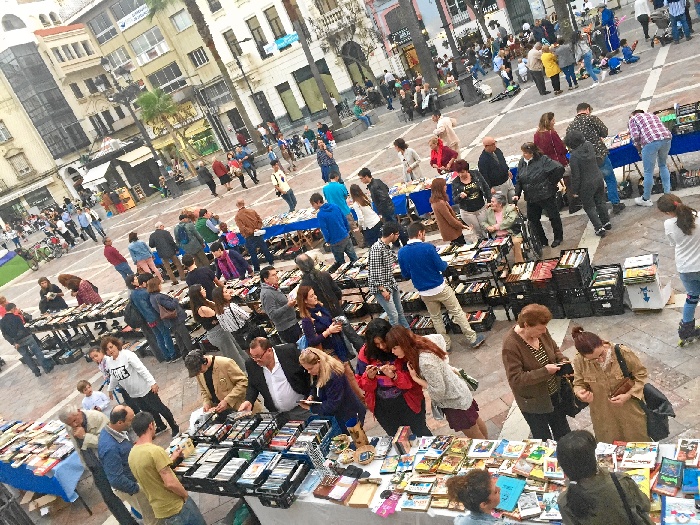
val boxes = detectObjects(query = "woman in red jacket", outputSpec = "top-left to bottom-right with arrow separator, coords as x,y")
533,112 -> 569,166
429,137 -> 458,174
355,318 -> 432,437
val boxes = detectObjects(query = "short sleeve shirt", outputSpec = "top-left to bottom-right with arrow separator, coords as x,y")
128,443 -> 183,519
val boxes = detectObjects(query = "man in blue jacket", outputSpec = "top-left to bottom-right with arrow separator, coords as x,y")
322,172 -> 362,247
98,405 -> 159,525
310,193 -> 358,266
398,222 -> 485,351
132,274 -> 177,361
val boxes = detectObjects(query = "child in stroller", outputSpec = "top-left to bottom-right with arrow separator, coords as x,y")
489,83 -> 521,103
650,7 -> 674,46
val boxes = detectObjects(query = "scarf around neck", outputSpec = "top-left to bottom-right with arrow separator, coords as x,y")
216,250 -> 240,280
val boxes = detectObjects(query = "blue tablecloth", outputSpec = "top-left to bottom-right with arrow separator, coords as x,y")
608,131 -> 700,169
0,451 -> 84,502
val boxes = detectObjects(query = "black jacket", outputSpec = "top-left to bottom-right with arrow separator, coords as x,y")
196,166 -> 214,184
0,312 -> 30,345
244,344 -> 310,411
148,228 -> 179,259
451,170 -> 491,211
367,178 -> 394,218
515,155 -> 564,203
300,271 -> 343,317
478,147 -> 511,188
39,284 -> 68,314
568,141 -> 604,196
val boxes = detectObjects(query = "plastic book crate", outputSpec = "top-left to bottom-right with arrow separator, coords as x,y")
282,416 -> 343,465
589,264 -> 624,301
592,297 -> 625,316
563,301 -> 594,319
257,461 -> 310,509
552,249 -> 593,290
558,287 -> 591,304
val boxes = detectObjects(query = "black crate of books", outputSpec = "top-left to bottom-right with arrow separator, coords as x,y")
208,453 -> 251,497
552,249 -> 593,290
235,450 -> 281,495
410,315 -> 436,335
181,448 -> 236,493
592,298 -> 625,316
558,287 -> 591,304
444,309 -> 495,333
453,279 -> 491,306
256,459 -> 310,509
676,169 -> 700,188
589,264 -> 624,301
342,301 -> 366,319
401,291 -> 425,312
486,285 -> 508,306
364,295 -> 384,314
531,259 -> 560,292
563,301 -> 594,319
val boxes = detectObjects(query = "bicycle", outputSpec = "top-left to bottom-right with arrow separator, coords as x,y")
512,204 -> 543,261
41,236 -> 64,258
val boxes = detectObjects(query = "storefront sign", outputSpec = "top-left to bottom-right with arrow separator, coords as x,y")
482,0 -> 500,14
388,27 -> 411,46
117,4 -> 150,31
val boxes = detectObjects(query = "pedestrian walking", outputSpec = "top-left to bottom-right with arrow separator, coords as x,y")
77,208 -> 98,242
271,160 -> 297,212
148,223 -> 185,285
316,139 -> 340,183
128,232 -> 162,281
196,161 -> 218,197
310,193 -> 358,266
234,199 -> 274,272
104,237 -> 133,281
174,214 -> 208,268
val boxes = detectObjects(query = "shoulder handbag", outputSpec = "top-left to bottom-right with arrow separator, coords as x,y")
611,473 -> 640,525
613,344 -> 675,441
158,303 -> 177,320
611,344 -> 636,397
560,374 -> 588,417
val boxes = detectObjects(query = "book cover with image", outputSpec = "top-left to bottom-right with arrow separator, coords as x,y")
661,496 -> 700,524
539,491 -> 562,520
676,439 -> 700,467
468,440 -> 498,458
652,457 -> 683,497
495,475 -> 526,512
517,492 -> 542,519
621,442 -> 659,469
626,468 -> 650,497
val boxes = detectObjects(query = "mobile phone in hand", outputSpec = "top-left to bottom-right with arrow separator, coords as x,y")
555,362 -> 574,376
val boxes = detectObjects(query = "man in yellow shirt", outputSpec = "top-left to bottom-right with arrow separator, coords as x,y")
128,412 -> 206,525
271,159 -> 297,212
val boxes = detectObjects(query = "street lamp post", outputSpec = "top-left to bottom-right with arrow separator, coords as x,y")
95,58 -> 181,197
228,37 -> 273,130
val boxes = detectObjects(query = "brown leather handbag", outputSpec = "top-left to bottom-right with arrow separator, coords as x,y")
609,344 -> 635,398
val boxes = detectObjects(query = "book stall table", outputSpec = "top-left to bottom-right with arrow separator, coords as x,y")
0,451 -> 84,503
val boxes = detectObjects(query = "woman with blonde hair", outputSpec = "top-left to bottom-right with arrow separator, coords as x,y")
298,347 -> 366,432
349,184 -> 382,247
430,177 -> 467,245
541,44 -> 562,95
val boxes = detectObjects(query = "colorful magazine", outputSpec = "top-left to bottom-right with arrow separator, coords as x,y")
661,496 -> 700,524
652,457 -> 683,497
468,440 -> 498,459
621,442 -> 659,469
626,468 -> 651,498
539,491 -> 562,520
495,476 -> 526,512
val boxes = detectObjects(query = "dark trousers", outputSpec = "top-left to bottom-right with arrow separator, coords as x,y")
118,388 -> 140,414
244,235 -> 274,271
90,465 -> 138,525
59,230 -> 75,247
521,393 -> 571,440
549,73 -> 561,92
243,166 -> 258,182
403,106 -> 414,121
580,182 -> 610,231
205,180 -> 217,196
380,214 -> 408,246
374,396 -> 432,437
171,322 -> 193,355
278,323 -> 302,344
135,390 -> 178,431
531,70 -> 547,94
81,225 -> 97,242
527,198 -> 563,244
637,14 -> 650,38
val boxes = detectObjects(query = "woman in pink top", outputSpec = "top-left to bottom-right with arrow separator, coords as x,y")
533,112 -> 568,166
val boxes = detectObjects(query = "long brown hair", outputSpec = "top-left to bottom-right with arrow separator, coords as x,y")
384,326 -> 446,375
211,286 -> 229,315
429,177 -> 450,204
537,112 -> 555,132
658,194 -> 697,236
297,285 -> 321,319
349,184 -> 371,206
57,273 -> 81,291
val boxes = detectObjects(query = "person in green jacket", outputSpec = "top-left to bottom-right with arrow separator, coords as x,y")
195,209 -> 219,244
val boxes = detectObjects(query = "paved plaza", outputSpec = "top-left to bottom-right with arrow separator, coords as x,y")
1,9 -> 700,523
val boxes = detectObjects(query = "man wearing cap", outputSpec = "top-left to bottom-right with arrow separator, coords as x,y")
184,350 -> 259,415
174,214 -> 209,268
238,337 -> 311,425
149,222 -> 185,285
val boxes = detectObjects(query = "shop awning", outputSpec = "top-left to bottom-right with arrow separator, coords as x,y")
82,162 -> 111,184
0,176 -> 54,207
117,146 -> 153,166
185,120 -> 210,138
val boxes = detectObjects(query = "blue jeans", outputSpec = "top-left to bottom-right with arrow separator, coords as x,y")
92,221 -> 106,237
153,321 -> 176,360
679,272 -> 700,323
599,155 -> 620,204
114,262 -> 132,281
244,234 -> 274,271
386,96 -> 394,110
561,64 -> 577,87
471,62 -> 487,78
582,51 -> 598,82
17,335 -> 54,375
163,497 -> 206,525
641,138 -> 672,200
357,115 -> 372,127
281,189 -> 297,211
670,12 -> 690,41
696,1 -> 700,19
375,288 -> 410,328
329,236 -> 357,265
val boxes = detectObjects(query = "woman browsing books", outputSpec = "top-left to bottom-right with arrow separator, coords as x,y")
571,326 -> 650,443
386,326 -> 488,439
446,469 -> 500,523
558,430 -> 654,525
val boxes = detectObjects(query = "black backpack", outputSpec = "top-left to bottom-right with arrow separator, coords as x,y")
124,299 -> 145,328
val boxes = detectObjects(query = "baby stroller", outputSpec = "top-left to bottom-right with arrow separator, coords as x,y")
289,134 -> 306,158
474,78 -> 493,99
489,83 -> 520,103
650,7 -> 673,46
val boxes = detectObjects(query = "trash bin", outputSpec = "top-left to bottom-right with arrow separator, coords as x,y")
0,484 -> 33,525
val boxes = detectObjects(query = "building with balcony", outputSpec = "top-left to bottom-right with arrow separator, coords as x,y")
199,0 -> 392,129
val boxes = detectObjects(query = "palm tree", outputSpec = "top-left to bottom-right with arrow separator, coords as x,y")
137,89 -> 198,178
145,0 -> 265,153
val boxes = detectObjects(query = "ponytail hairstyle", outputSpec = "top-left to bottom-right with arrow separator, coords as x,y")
557,430 -> 598,519
657,194 -> 697,236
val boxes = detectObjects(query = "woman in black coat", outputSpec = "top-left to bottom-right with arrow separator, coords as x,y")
565,130 -> 611,238
513,142 -> 565,248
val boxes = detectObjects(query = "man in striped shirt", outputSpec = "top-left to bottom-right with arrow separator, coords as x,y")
665,0 -> 692,43
628,109 -> 673,206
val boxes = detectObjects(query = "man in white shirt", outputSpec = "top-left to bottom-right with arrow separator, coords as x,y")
238,337 -> 311,424
271,159 -> 297,212
383,69 -> 395,85
257,124 -> 269,146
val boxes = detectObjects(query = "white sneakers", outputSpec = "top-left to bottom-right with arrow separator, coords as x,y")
635,196 -> 653,207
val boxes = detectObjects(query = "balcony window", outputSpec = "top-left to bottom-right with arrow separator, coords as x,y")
207,0 -> 222,13
89,114 -> 110,137
85,78 -> 98,94
106,46 -> 134,71
101,110 -> 115,130
52,48 -> 65,63
205,80 -> 232,105
114,106 -> 126,119
316,0 -> 338,14
82,41 -> 95,56
170,10 -> 192,32
246,16 -> 270,59
39,14 -> 51,28
446,0 -> 468,16
49,12 -> 61,24
188,47 -> 209,68
223,30 -> 242,57
130,27 -> 169,66
147,62 -> 186,93
110,0 -> 145,22
264,6 -> 286,40
0,122 -> 12,142
7,153 -> 32,176
62,45 -> 76,60
69,83 -> 84,99
71,43 -> 85,58
87,12 -> 117,44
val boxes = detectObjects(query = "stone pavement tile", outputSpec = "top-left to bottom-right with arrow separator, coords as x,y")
476,398 -> 510,423
673,353 -> 700,380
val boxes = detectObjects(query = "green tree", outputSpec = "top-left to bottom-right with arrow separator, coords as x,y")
145,0 -> 264,153
137,89 -> 198,178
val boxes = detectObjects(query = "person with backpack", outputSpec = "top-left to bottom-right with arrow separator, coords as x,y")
124,274 -> 166,362
174,214 -> 208,268
131,274 -> 177,362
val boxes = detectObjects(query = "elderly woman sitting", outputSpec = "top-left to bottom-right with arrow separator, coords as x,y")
481,193 -> 524,263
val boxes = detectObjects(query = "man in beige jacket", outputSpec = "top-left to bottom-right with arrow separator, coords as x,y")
432,111 -> 460,152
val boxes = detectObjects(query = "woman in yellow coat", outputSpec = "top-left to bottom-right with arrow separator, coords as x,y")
571,326 -> 650,443
541,45 -> 562,95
